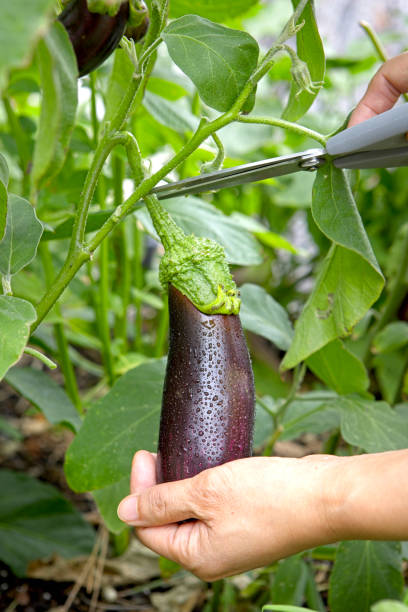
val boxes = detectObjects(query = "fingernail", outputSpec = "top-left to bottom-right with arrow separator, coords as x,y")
118,496 -> 139,522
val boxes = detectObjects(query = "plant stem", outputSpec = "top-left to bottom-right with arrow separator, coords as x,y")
154,300 -> 168,357
262,363 -> 306,455
23,346 -> 57,369
237,115 -> 326,145
360,21 -> 408,103
96,176 -> 115,386
39,243 -> 82,412
113,155 -> 131,351
144,194 -> 185,249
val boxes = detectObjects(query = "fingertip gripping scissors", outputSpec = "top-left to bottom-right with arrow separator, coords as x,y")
150,104 -> 408,200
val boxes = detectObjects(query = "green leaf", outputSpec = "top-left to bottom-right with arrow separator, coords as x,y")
105,48 -> 135,124
280,392 -> 340,441
282,0 -> 325,121
5,367 -> 81,433
0,296 -> 37,381
162,16 -> 259,112
31,22 -> 78,189
401,542 -> 408,560
329,541 -> 403,612
136,196 -> 262,266
282,165 -> 384,370
306,339 -> 369,395
92,477 -> 129,534
373,322 -> 408,354
169,0 -> 260,22
239,284 -> 293,351
0,416 -> 23,441
371,602 -> 408,612
65,359 -> 166,492
0,153 -> 9,241
270,556 -> 308,605
373,351 -> 406,405
0,194 -> 43,276
143,91 -> 199,133
229,212 -> 300,254
0,468 -> 95,576
0,0 -> 55,92
335,396 -> 408,453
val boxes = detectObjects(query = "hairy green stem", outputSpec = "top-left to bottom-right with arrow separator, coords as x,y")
154,301 -> 169,357
23,346 -> 57,369
360,21 -> 408,104
237,115 -> 326,145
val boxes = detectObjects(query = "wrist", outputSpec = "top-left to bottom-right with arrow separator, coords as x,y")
320,450 -> 408,543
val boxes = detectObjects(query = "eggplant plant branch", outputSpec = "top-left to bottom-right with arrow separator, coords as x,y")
33,0 -> 323,330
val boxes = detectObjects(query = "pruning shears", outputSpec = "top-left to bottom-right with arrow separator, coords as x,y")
150,104 -> 408,200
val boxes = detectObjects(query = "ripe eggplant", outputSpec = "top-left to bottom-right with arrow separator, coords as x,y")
156,285 -> 255,483
58,0 -> 129,77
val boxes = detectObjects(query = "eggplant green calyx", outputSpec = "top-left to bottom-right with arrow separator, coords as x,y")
87,0 -> 126,16
144,194 -> 240,315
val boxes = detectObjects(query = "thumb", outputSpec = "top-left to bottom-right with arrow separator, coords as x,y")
118,477 -> 199,526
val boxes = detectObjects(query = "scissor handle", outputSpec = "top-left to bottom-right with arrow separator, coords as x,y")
326,104 -> 408,159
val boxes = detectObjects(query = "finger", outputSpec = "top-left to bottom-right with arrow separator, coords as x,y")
118,477 -> 200,526
348,53 -> 408,127
135,520 -> 197,564
130,450 -> 157,495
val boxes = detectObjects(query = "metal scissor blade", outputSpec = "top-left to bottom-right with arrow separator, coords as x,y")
151,148 -> 326,200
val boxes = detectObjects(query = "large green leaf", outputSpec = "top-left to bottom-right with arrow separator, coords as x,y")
0,469 -> 95,576
31,22 -> 78,189
239,283 -> 293,351
162,16 -> 259,112
0,153 -> 9,241
143,90 -> 199,133
282,0 -> 325,121
0,194 -> 43,276
5,367 -> 81,433
270,556 -> 308,605
335,396 -> 408,453
329,541 -> 403,612
65,359 -> 166,492
0,296 -> 37,381
280,393 -> 340,441
282,165 -> 384,369
92,477 -> 130,534
306,339 -> 369,395
136,196 -> 262,266
0,0 -> 55,92
169,0 -> 260,22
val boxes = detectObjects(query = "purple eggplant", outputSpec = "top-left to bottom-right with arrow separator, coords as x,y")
58,0 -> 129,77
156,285 -> 255,484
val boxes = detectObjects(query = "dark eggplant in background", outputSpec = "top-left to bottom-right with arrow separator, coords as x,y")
58,0 -> 129,76
156,286 -> 255,484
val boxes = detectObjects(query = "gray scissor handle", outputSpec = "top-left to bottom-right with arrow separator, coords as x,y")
326,104 -> 408,160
